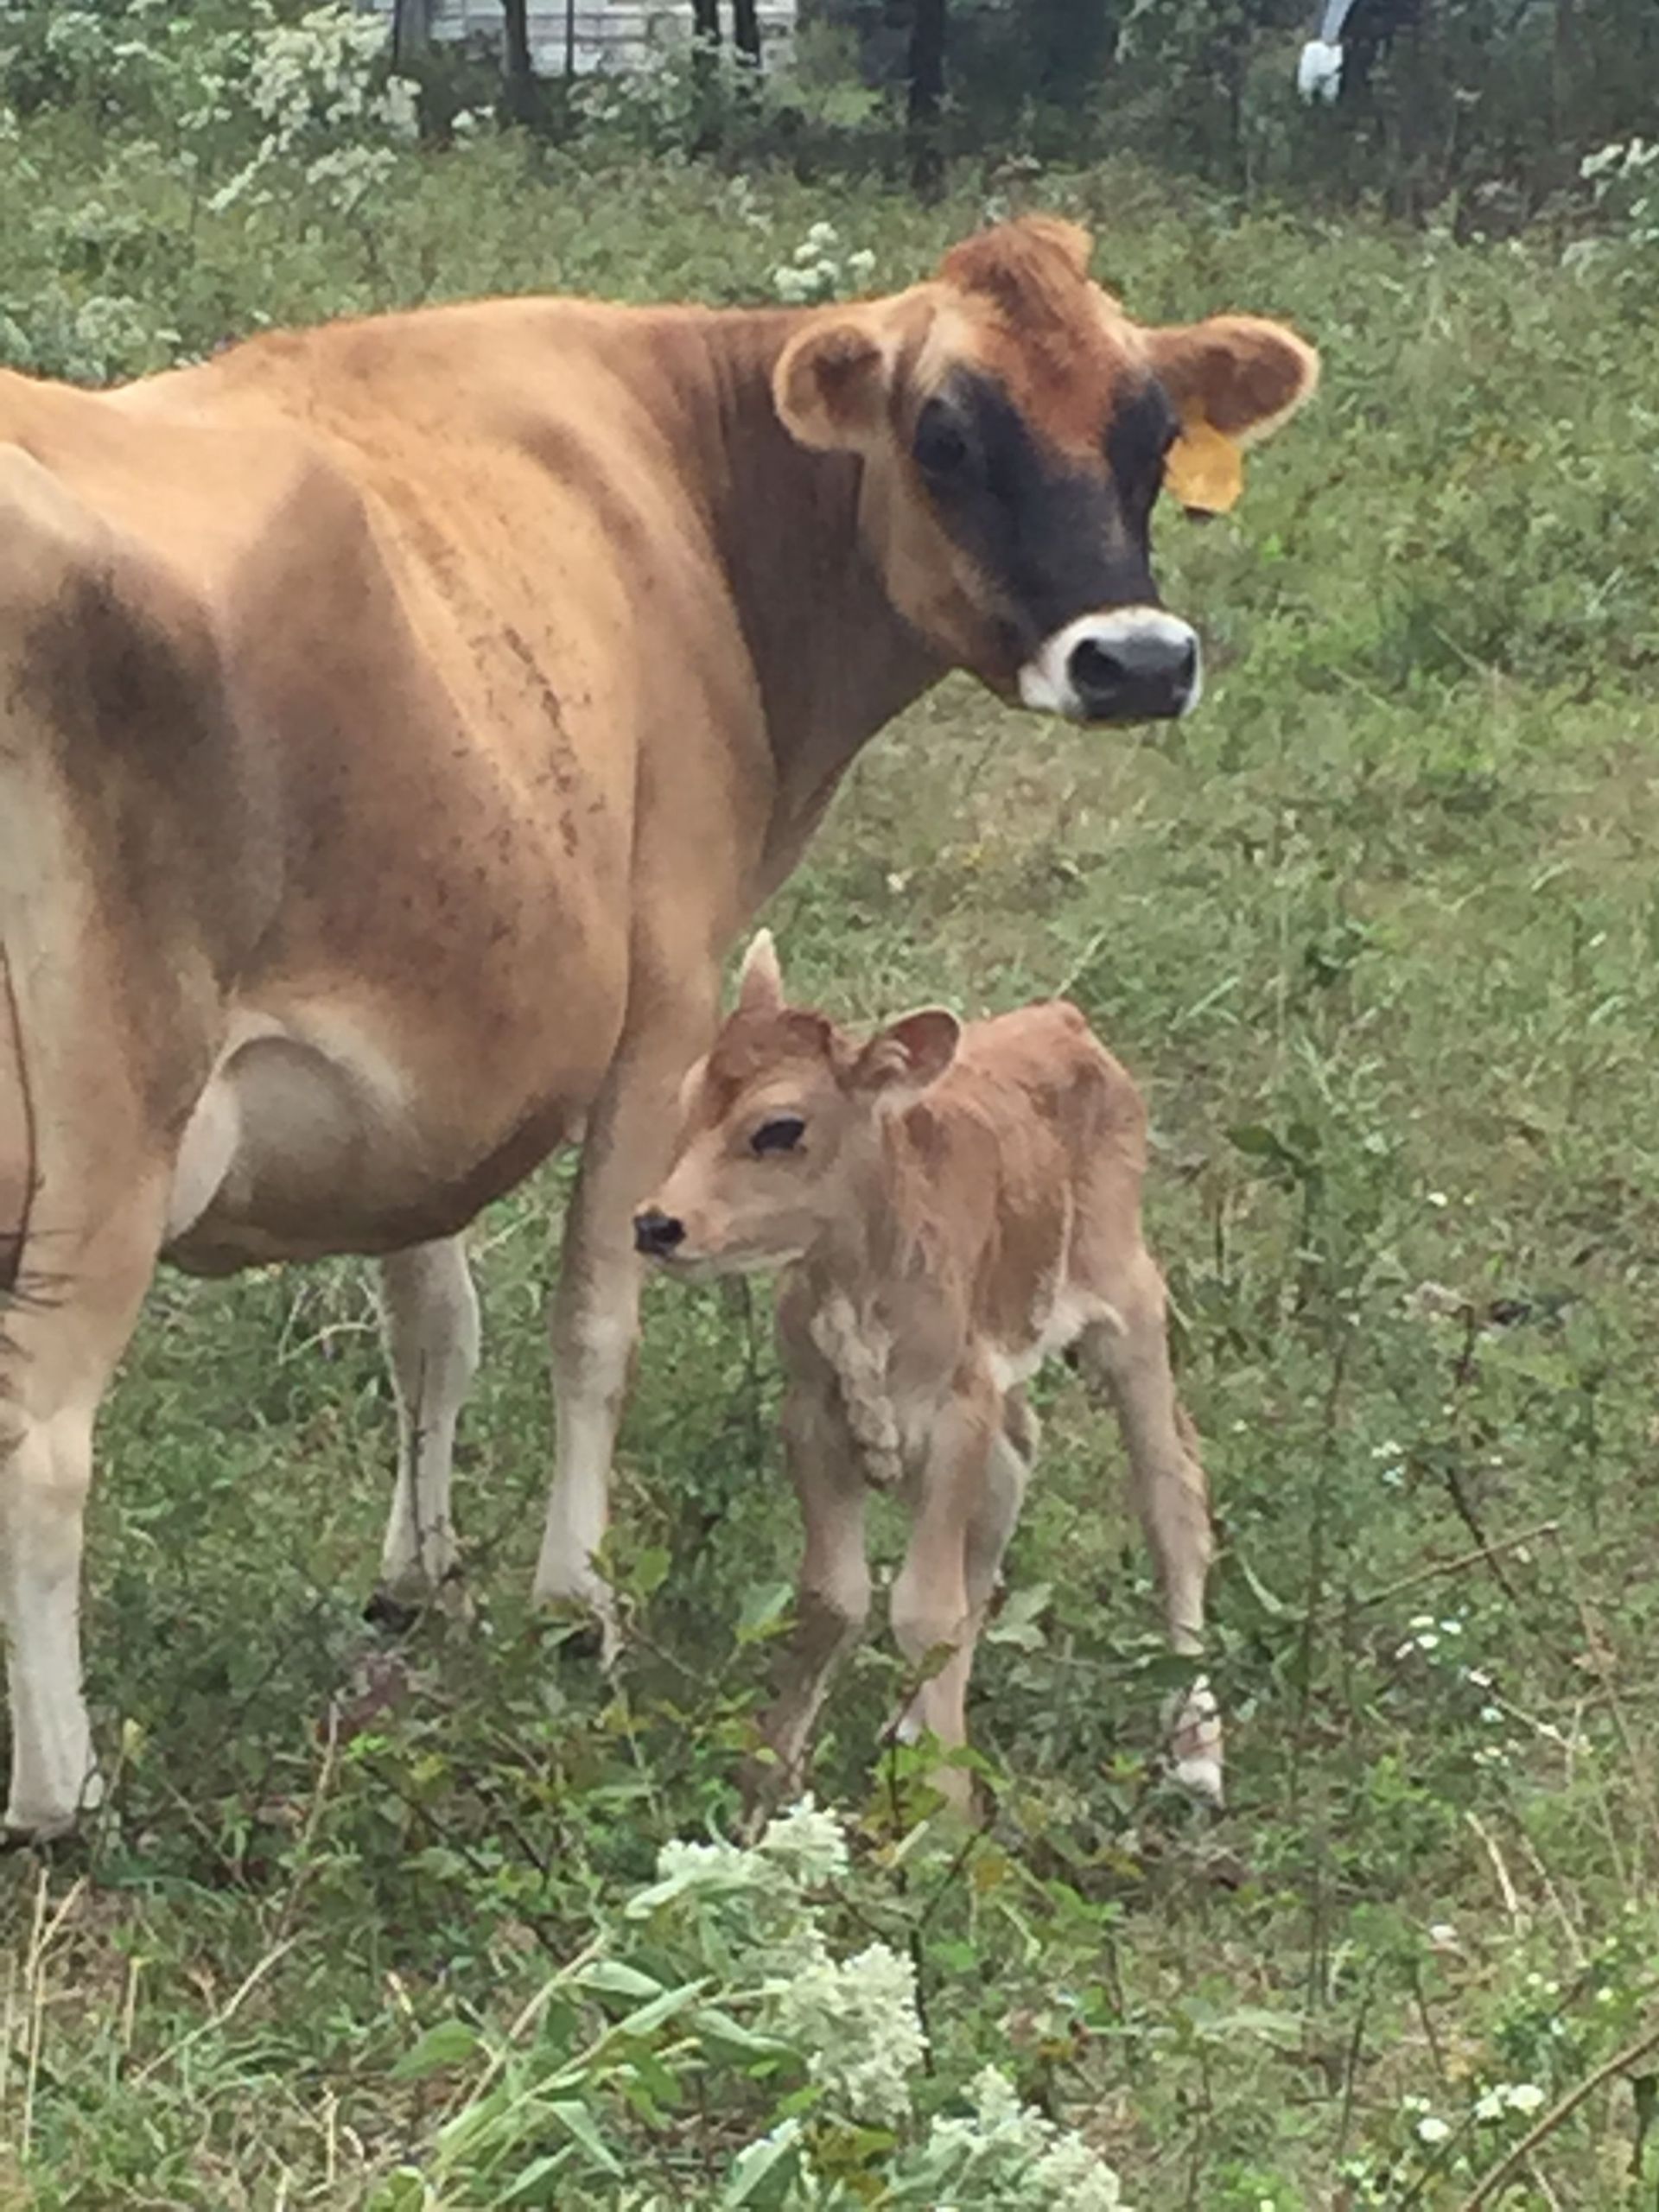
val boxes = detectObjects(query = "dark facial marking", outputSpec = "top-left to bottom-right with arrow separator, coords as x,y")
1105,379 -> 1179,529
912,370 -> 1162,650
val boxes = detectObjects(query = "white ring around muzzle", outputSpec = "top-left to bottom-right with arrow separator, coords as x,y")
1018,608 -> 1203,721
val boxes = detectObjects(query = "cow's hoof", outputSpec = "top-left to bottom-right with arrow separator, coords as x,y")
364,1586 -> 420,1637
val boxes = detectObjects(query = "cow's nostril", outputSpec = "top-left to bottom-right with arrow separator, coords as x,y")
1070,638 -> 1128,700
1065,624 -> 1198,721
632,1209 -> 686,1256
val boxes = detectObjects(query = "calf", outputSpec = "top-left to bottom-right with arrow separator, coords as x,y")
636,934 -> 1221,1808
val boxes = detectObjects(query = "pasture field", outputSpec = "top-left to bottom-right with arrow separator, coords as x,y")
4,127 -> 1659,2210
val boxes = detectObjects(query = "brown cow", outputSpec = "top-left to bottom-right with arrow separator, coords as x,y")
0,216 -> 1313,1834
637,932 -> 1220,1809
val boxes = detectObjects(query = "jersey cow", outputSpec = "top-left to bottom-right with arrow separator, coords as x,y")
0,216 -> 1316,1835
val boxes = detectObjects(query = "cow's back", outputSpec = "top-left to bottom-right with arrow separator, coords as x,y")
0,302 -> 784,1262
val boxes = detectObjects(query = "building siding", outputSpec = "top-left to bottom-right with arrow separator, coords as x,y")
366,0 -> 796,76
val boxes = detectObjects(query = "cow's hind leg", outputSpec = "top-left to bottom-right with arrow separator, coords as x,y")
0,1216 -> 160,1838
1077,1254 -> 1222,1807
371,1235 -> 480,1626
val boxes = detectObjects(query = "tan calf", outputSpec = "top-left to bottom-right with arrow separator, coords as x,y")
637,934 -> 1221,1808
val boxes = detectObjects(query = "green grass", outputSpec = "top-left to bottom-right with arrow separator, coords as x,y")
7,120 -> 1659,2209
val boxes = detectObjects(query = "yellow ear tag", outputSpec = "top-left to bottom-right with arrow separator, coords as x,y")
1164,418 -> 1244,516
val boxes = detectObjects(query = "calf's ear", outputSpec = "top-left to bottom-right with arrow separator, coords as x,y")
1143,315 -> 1319,516
852,1008 -> 961,1096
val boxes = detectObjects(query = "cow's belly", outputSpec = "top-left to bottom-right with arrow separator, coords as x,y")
161,1007 -> 587,1273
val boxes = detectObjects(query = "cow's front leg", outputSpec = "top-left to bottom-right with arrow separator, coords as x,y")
533,975 -> 719,1649
371,1235 -> 480,1624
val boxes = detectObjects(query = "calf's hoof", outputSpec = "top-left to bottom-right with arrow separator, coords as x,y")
1163,1675 -> 1224,1810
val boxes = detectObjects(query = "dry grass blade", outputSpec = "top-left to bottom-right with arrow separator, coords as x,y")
133,1936 -> 302,2085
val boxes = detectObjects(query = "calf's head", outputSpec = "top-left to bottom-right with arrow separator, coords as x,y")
773,215 -> 1319,723
635,933 -> 958,1277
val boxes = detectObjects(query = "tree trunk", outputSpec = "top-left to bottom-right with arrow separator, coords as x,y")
391,0 -> 431,70
501,0 -> 537,127
907,0 -> 946,198
733,0 -> 763,72
690,0 -> 722,149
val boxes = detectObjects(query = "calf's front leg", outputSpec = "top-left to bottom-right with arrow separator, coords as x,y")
888,1383 -> 1012,1808
747,1373 -> 871,1815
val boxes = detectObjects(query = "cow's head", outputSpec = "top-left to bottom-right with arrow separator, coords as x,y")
773,216 -> 1318,723
634,931 -> 957,1278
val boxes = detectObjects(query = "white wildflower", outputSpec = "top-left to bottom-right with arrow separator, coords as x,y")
379,73 -> 420,142
626,1832 -> 750,1915
1475,2080 -> 1548,2121
753,1797 -> 848,1887
770,1940 -> 925,2124
920,2068 -> 1127,2209
1416,2114 -> 1451,2145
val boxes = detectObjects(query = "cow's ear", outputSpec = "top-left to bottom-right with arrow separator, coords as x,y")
851,1008 -> 961,1096
735,929 -> 785,1016
1143,315 -> 1319,516
774,311 -> 893,452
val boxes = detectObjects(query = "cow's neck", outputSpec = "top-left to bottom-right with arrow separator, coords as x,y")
681,310 -> 946,879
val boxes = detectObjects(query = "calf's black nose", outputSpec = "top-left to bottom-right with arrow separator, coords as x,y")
633,1209 -> 685,1256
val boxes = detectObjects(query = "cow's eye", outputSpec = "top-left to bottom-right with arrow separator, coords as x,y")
913,399 -> 971,479
751,1116 -> 805,1156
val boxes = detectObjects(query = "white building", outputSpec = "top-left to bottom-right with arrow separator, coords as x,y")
365,0 -> 796,77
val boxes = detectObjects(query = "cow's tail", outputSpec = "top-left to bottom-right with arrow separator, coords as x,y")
0,943 -> 38,1310
0,442 -> 100,1351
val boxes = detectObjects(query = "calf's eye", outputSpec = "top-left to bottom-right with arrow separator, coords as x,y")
751,1116 -> 806,1156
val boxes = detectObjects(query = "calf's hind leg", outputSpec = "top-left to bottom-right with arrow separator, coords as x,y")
1077,1252 -> 1222,1806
